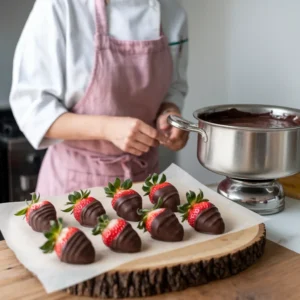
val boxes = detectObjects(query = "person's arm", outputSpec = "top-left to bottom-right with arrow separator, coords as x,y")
156,3 -> 189,151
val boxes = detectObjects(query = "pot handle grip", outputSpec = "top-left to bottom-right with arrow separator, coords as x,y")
167,115 -> 208,142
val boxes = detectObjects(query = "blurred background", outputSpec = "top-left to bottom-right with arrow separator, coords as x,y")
0,0 -> 300,205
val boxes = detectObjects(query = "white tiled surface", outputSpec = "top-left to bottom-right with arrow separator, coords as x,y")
208,184 -> 300,254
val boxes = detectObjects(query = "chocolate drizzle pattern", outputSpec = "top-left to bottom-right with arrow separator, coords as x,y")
114,194 -> 142,222
152,185 -> 180,212
28,203 -> 57,232
110,223 -> 142,253
194,206 -> 225,235
61,231 -> 95,264
80,200 -> 106,227
150,209 -> 184,242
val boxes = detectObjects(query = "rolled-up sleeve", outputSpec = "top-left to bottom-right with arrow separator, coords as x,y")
9,0 -> 67,150
164,12 -> 189,112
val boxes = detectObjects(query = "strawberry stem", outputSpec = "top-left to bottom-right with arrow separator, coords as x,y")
137,198 -> 164,232
14,193 -> 41,217
40,218 -> 63,254
92,214 -> 110,236
178,189 -> 208,223
142,173 -> 168,196
62,190 -> 91,214
104,178 -> 133,198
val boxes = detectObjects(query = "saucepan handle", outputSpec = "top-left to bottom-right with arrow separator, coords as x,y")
167,115 -> 208,142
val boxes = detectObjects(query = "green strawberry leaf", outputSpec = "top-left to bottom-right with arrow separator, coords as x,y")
108,182 -> 116,193
152,173 -> 158,184
142,186 -> 149,192
68,194 -> 75,202
159,174 -> 166,184
144,180 -> 152,187
61,207 -> 73,213
14,207 -> 28,216
114,178 -> 121,189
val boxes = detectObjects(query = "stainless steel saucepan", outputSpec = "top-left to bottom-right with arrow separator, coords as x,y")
168,104 -> 300,180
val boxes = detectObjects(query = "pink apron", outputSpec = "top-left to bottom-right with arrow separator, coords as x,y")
36,0 -> 173,196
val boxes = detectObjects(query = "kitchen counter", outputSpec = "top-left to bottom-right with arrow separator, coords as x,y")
0,238 -> 299,300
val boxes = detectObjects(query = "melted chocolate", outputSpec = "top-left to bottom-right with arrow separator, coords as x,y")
194,206 -> 225,235
110,223 -> 142,253
114,194 -> 142,222
61,231 -> 95,264
80,200 -> 106,227
200,108 -> 300,129
150,209 -> 184,242
152,185 -> 180,212
28,203 -> 57,233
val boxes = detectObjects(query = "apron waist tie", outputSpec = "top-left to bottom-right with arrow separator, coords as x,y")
60,142 -> 149,180
91,154 -> 149,180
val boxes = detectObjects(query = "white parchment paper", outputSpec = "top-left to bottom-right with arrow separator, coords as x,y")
0,164 -> 266,293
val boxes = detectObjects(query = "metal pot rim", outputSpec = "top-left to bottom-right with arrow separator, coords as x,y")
193,103 -> 300,131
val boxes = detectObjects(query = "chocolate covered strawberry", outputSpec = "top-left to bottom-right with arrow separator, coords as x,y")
92,214 -> 141,253
104,178 -> 142,222
40,218 -> 95,264
137,198 -> 184,242
178,190 -> 225,235
62,190 -> 106,227
142,173 -> 180,212
14,193 -> 57,233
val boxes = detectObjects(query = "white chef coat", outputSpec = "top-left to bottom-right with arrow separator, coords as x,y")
9,0 -> 189,150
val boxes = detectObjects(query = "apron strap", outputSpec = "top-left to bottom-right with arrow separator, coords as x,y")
95,0 -> 109,36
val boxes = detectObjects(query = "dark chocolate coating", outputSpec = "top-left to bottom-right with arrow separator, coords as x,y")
194,206 -> 225,235
114,194 -> 142,222
80,200 -> 106,227
28,203 -> 57,233
61,231 -> 95,264
200,108 -> 300,129
110,223 -> 142,253
152,185 -> 180,212
150,209 -> 184,242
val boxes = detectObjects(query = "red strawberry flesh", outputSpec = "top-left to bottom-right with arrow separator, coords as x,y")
102,219 -> 127,247
73,197 -> 96,222
26,200 -> 52,223
149,182 -> 172,204
112,189 -> 137,208
55,227 -> 79,258
145,208 -> 165,232
188,202 -> 213,228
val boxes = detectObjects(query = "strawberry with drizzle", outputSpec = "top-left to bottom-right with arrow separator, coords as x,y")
14,193 -> 57,233
40,218 -> 95,264
104,178 -> 142,222
142,173 -> 180,212
62,190 -> 106,227
178,190 -> 225,235
92,214 -> 141,253
137,198 -> 184,242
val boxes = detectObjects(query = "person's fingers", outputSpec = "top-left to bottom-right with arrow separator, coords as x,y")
156,114 -> 171,131
126,147 -> 143,156
134,131 -> 159,147
169,127 -> 187,141
135,120 -> 158,139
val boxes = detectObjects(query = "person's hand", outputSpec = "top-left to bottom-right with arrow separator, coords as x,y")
156,109 -> 189,151
103,117 -> 159,156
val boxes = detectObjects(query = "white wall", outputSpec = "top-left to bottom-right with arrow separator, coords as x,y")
178,0 -> 300,184
228,0 -> 300,107
178,0 -> 230,184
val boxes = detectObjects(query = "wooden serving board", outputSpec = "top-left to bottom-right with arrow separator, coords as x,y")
279,173 -> 300,200
66,224 -> 266,299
